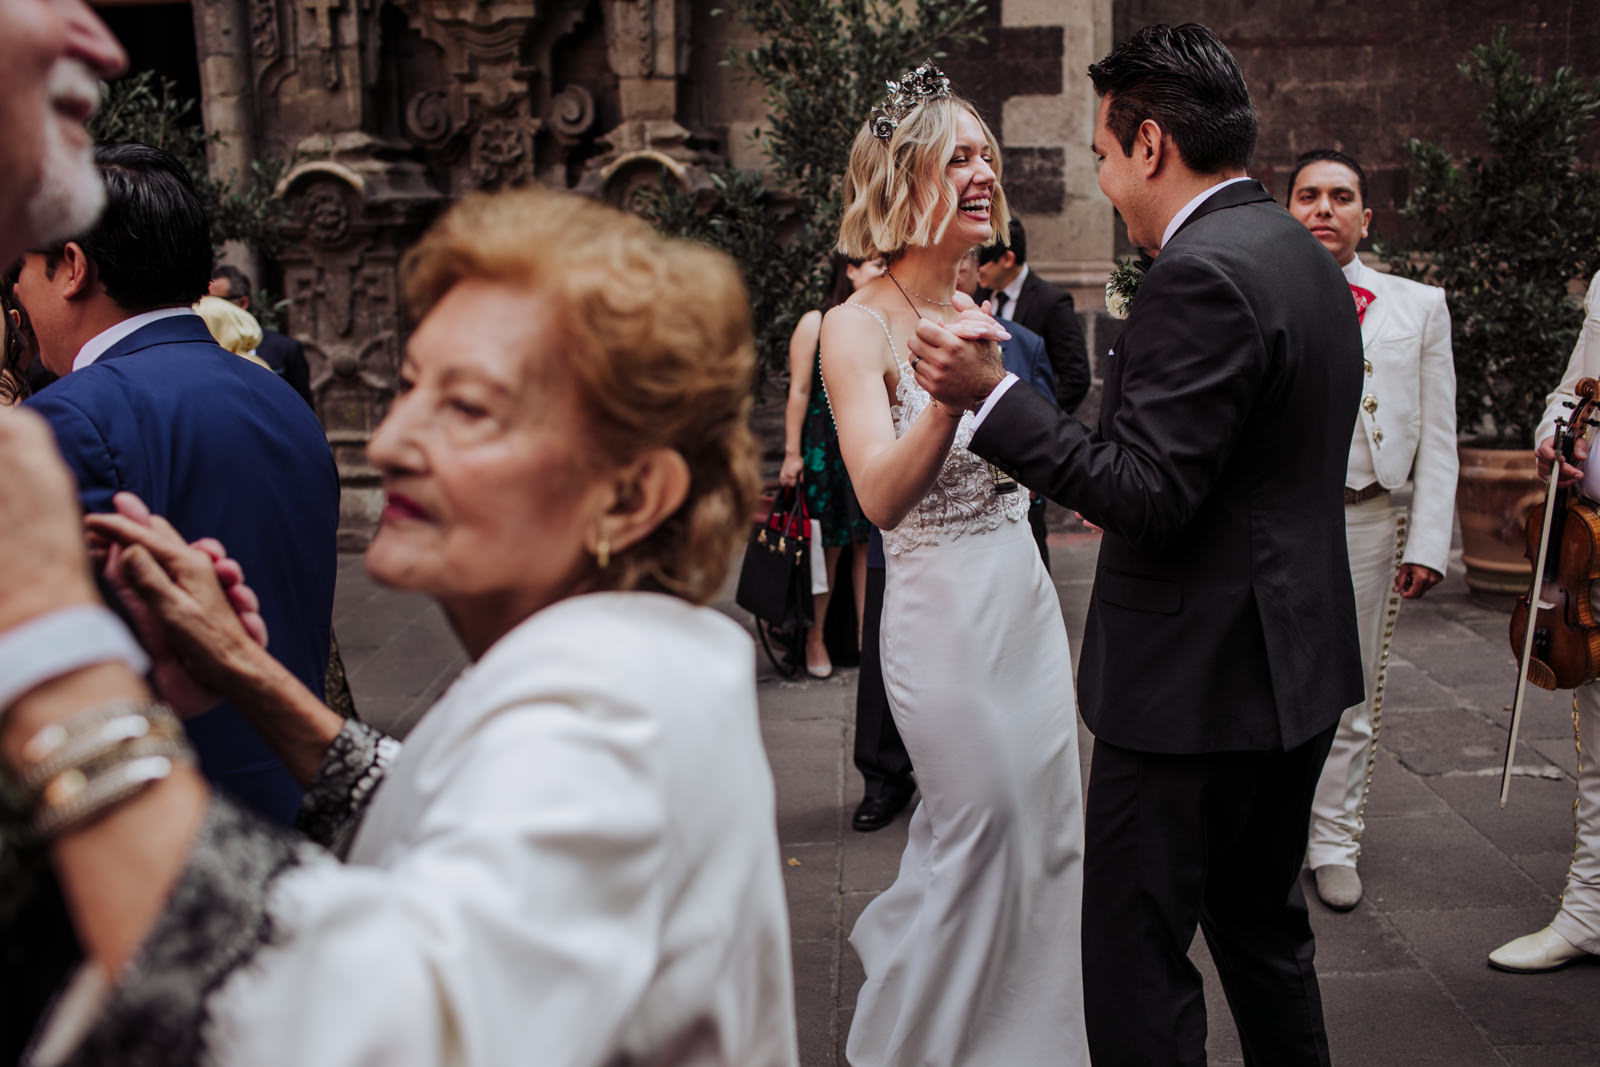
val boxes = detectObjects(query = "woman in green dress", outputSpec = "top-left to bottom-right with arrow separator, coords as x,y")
779,254 -> 882,677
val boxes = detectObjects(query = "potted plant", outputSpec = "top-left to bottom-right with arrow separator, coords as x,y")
1378,31 -> 1600,598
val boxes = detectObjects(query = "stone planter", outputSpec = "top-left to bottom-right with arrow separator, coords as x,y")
1455,443 -> 1542,603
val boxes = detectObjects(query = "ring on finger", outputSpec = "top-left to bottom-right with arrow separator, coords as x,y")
911,355 -> 921,370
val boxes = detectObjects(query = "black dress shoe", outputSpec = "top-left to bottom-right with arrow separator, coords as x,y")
852,791 -> 912,833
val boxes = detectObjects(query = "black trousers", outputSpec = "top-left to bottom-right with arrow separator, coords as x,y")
1082,726 -> 1337,1067
1027,496 -> 1051,573
852,561 -> 914,800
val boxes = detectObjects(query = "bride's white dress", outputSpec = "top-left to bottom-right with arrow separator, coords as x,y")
842,306 -> 1088,1066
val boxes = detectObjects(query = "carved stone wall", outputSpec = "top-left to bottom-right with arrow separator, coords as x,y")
193,0 -> 726,543
202,0 -> 1595,539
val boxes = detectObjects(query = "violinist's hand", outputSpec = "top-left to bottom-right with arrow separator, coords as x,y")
1394,563 -> 1442,600
909,291 -> 1009,413
1536,434 -> 1588,487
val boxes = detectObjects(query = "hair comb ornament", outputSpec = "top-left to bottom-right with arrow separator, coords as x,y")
870,61 -> 953,141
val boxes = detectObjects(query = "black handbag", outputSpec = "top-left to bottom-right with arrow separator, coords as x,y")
736,484 -> 813,676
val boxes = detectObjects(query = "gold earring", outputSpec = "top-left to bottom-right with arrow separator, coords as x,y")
596,538 -> 610,569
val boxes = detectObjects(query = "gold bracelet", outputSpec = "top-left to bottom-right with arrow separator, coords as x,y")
32,747 -> 191,839
928,397 -> 965,419
16,700 -> 184,796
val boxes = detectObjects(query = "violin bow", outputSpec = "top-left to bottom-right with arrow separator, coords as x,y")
1502,440 -> 1567,808
1502,381 -> 1600,807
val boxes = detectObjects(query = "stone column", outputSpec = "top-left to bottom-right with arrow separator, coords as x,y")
1000,0 -> 1117,327
190,0 -> 262,272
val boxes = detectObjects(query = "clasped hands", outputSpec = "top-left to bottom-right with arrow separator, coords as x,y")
87,492 -> 269,717
907,291 -> 1010,413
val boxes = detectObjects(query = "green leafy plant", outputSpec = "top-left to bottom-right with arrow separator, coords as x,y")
641,0 -> 988,386
88,70 -> 289,258
1377,31 -> 1600,447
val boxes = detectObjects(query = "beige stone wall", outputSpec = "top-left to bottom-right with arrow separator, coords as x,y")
999,0 -> 1116,295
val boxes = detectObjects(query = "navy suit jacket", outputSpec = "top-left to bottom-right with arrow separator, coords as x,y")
257,328 -> 314,408
998,319 -> 1058,407
27,313 -> 340,824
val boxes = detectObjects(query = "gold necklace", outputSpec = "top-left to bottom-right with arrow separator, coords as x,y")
885,269 -> 954,309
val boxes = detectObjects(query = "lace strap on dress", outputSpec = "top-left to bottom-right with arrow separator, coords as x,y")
294,719 -> 401,858
834,303 -> 900,364
43,798 -> 312,1067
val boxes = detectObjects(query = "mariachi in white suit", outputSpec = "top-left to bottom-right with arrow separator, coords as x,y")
1488,271 -> 1600,971
1306,256 -> 1459,873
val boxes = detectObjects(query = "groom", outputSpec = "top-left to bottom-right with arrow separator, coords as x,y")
911,23 -> 1363,1066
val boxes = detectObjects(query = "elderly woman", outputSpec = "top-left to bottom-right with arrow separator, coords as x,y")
0,188 -> 798,1066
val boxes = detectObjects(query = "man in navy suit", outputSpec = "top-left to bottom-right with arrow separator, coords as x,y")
209,264 -> 315,408
15,142 -> 340,826
960,247 -> 1058,567
974,216 -> 1090,413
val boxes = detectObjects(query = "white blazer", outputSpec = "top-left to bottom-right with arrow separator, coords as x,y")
1536,272 -> 1600,459
1348,260 -> 1459,574
211,594 -> 800,1067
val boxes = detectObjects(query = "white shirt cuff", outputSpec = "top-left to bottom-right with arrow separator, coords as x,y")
969,373 -> 1020,431
0,605 -> 149,713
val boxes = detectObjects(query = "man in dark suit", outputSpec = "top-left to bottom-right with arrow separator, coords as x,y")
209,263 -> 315,408
975,216 -> 1090,413
16,142 -> 340,827
911,24 -> 1363,1065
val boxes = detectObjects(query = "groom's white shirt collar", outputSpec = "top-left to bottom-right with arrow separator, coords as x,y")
1159,176 -> 1252,251
73,306 -> 199,372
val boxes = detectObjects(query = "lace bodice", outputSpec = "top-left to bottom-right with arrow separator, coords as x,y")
838,304 -> 1028,556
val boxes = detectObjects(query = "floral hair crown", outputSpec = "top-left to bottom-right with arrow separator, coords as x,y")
870,61 -> 953,141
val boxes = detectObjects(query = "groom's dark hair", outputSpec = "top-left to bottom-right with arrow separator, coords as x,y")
1088,23 -> 1257,174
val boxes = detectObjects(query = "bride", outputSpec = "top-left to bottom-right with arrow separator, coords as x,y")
821,63 -> 1087,1065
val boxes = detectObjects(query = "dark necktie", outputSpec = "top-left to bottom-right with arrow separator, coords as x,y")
992,291 -> 1009,318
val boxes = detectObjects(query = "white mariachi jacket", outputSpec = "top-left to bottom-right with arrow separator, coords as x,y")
1536,272 -> 1600,476
1346,259 -> 1459,575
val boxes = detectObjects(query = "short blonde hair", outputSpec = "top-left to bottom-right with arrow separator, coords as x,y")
194,294 -> 264,358
837,95 -> 1011,261
401,186 -> 760,605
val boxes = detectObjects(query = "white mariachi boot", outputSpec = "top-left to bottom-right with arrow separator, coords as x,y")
1487,925 -> 1592,973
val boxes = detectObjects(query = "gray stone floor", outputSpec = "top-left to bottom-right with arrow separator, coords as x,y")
339,521 -> 1600,1066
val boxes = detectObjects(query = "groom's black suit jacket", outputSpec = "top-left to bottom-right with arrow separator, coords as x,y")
972,180 -> 1364,754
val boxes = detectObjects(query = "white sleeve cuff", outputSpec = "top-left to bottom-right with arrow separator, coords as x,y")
970,373 -> 1020,432
0,605 -> 149,713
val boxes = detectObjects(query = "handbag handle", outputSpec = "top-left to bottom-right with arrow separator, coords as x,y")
766,483 -> 810,541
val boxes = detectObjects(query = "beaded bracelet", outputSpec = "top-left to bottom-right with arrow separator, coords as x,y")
16,700 -> 184,796
32,750 -> 190,839
10,699 -> 194,839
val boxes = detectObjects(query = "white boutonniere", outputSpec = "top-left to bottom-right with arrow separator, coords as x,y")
1105,258 -> 1146,320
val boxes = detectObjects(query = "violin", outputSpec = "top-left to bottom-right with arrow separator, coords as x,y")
1503,376 -> 1600,805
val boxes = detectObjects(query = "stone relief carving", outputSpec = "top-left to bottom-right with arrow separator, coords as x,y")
299,179 -> 357,247
253,0 -> 732,542
605,0 -> 658,78
250,0 -> 280,60
395,0 -> 589,192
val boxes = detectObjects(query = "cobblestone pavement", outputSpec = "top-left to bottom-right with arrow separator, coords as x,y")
339,520 -> 1600,1066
